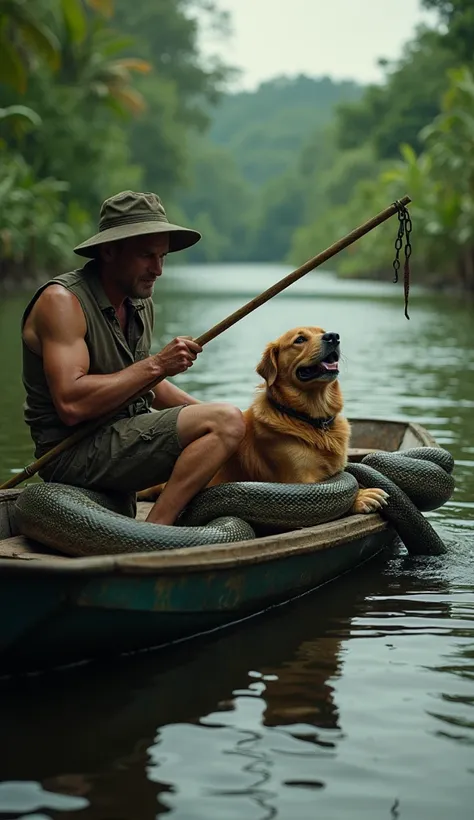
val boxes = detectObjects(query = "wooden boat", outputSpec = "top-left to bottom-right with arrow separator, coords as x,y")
0,418 -> 436,675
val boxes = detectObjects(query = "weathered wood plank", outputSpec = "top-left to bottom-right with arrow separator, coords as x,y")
347,448 -> 381,462
0,489 -> 22,539
0,535 -> 68,560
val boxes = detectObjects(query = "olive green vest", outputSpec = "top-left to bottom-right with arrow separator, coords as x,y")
22,261 -> 155,457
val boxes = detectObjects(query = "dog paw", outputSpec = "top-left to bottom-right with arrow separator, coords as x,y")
351,487 -> 389,515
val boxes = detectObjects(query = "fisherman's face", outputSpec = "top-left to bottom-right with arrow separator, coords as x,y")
104,234 -> 170,299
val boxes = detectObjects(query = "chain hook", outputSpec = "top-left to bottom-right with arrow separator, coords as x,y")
392,200 -> 412,320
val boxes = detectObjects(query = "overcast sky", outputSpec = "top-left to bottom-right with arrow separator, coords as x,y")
200,0 -> 438,89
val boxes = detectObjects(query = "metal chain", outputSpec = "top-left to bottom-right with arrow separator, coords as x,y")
392,201 -> 412,320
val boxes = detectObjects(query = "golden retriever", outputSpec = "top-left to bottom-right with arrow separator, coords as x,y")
139,326 -> 388,515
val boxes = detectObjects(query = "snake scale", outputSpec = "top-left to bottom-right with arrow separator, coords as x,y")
15,447 -> 454,558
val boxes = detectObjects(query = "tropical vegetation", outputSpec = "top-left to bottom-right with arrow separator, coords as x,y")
1,0 -> 474,294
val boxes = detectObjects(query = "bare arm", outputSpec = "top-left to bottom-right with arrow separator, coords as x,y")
30,286 -> 201,426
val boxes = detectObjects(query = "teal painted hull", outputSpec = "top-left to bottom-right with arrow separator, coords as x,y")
0,527 -> 398,674
2,417 -> 437,675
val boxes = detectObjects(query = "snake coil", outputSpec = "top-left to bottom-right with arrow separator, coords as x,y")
15,447 -> 454,557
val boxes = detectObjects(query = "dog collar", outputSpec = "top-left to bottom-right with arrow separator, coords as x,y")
267,394 -> 335,430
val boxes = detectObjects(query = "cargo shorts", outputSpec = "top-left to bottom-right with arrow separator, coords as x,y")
39,406 -> 185,501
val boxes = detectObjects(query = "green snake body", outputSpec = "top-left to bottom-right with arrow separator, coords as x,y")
15,448 -> 454,557
14,484 -> 256,555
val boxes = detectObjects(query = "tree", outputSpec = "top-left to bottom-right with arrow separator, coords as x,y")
0,0 -> 238,288
289,140 -> 381,268
0,150 -> 85,287
422,0 -> 474,63
418,66 -> 474,289
112,0 -> 234,196
0,0 -> 117,94
57,19 -> 151,114
335,29 -> 456,158
0,0 -> 147,287
0,0 -> 59,93
177,139 -> 253,262
209,75 -> 362,186
291,67 -> 474,293
247,160 -> 311,263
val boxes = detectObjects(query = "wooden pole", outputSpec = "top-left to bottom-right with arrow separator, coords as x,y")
0,195 -> 411,490
195,195 -> 411,346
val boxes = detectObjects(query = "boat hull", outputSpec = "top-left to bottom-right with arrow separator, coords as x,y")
0,417 -> 435,674
0,524 -> 398,673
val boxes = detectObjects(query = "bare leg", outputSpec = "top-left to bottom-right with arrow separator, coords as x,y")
146,403 -> 245,525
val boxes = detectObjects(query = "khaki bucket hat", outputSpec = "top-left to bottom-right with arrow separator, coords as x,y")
74,190 -> 201,258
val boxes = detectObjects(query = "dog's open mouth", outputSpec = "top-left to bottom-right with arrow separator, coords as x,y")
296,352 -> 340,381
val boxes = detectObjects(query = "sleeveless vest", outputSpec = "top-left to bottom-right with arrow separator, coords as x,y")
21,261 -> 155,457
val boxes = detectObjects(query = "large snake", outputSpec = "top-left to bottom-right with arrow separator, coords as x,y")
15,447 -> 454,558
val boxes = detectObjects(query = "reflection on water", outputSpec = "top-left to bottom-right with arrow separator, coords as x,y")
0,266 -> 473,819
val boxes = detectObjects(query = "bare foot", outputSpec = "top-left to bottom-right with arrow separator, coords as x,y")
351,487 -> 389,514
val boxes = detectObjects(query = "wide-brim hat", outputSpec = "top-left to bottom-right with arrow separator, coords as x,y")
74,190 -> 201,258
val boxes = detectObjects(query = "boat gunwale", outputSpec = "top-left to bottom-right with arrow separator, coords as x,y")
0,514 -> 391,576
0,417 -> 434,577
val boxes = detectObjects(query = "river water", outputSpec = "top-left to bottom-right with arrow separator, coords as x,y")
0,264 -> 473,819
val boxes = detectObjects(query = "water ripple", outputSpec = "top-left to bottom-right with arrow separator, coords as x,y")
1,267 -> 473,820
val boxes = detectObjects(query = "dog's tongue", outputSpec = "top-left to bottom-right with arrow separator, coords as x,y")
321,361 -> 339,371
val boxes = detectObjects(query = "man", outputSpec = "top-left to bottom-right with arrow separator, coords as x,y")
21,190 -> 245,525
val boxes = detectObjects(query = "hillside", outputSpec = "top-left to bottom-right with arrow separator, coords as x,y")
207,74 -> 364,186
174,73 -> 364,262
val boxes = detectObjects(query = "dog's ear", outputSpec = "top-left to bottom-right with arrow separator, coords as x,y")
256,342 -> 279,386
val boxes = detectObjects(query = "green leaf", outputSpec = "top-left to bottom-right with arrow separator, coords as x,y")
0,105 -> 42,127
86,0 -> 114,17
113,58 -> 151,74
61,0 -> 87,44
0,37 -> 26,92
0,3 -> 60,71
399,143 -> 417,165
96,34 -> 136,58
19,18 -> 60,70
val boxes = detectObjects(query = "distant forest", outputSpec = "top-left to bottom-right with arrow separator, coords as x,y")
1,0 -> 474,293
176,74 -> 363,264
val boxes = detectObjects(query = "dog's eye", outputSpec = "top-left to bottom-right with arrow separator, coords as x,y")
294,335 -> 307,344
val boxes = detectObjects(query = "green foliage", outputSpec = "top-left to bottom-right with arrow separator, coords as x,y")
335,30 -> 456,158
0,104 -> 41,142
0,0 -> 60,93
0,0 -> 233,289
57,20 -> 152,114
111,0 -> 234,195
422,0 -> 474,63
289,141 -> 383,269
0,151 -> 88,282
247,172 -> 306,263
177,139 -> 253,262
175,76 -> 364,263
2,0 -> 474,296
7,70 -> 141,214
408,66 -> 474,288
0,0 -> 114,94
288,1 -> 474,292
209,75 -> 363,186
292,65 -> 474,292
60,0 -> 115,44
